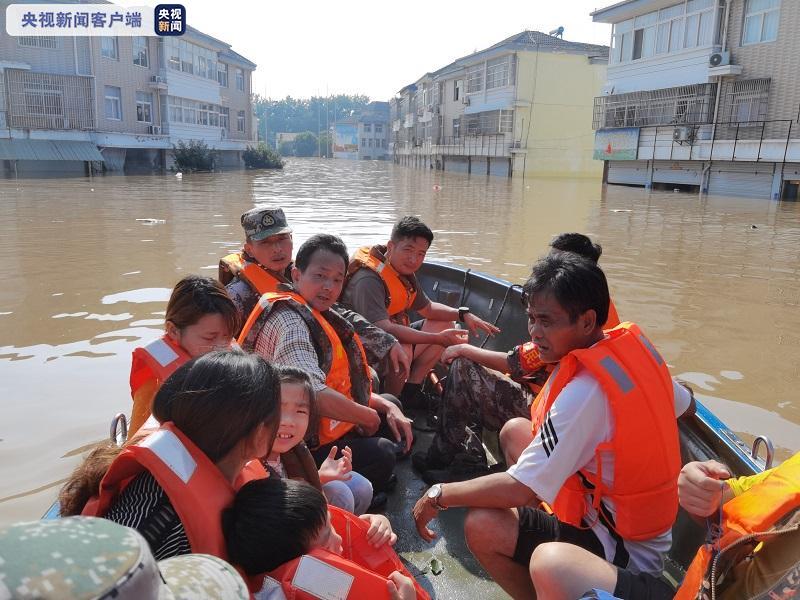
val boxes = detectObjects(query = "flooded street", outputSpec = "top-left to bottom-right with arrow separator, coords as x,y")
1,157 -> 800,525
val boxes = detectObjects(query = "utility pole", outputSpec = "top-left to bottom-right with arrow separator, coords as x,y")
325,85 -> 329,158
317,91 -> 321,158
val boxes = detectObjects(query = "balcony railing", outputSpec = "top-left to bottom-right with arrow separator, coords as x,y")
5,69 -> 95,130
394,134 -> 511,157
593,83 -> 717,130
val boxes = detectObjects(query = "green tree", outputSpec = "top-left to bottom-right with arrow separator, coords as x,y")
171,140 -> 215,172
243,142 -> 285,169
293,131 -> 318,157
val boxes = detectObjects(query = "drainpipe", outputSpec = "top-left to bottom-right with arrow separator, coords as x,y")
709,0 -> 732,174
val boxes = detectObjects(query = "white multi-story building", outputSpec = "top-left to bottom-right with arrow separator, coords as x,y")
592,0 -> 800,199
0,0 -> 257,175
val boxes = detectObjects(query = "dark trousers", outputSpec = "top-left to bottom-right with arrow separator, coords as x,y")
310,394 -> 401,491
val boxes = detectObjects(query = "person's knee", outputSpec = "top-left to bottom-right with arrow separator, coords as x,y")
465,508 -> 503,550
500,417 -> 533,464
530,543 -> 568,592
323,480 -> 355,513
372,437 -> 397,480
347,472 -> 374,514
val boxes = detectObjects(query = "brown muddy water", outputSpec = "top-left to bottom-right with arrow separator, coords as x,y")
1,157 -> 799,540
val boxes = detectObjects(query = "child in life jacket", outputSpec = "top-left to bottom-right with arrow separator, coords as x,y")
223,477 -> 419,600
266,366 -> 374,515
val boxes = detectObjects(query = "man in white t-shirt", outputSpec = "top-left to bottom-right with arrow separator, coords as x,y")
412,253 -> 690,600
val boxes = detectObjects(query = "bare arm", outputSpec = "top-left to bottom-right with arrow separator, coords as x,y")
316,387 -> 380,428
441,344 -> 510,372
374,318 -> 465,346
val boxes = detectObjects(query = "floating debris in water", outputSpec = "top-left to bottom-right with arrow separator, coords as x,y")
611,209 -> 632,213
136,218 -> 166,224
175,172 -> 183,178
432,184 -> 441,191
750,224 -> 758,229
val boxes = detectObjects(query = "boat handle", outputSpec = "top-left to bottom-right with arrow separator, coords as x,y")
751,435 -> 774,470
110,413 -> 128,447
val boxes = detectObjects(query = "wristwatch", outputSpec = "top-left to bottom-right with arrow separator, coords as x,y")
457,306 -> 470,323
427,484 -> 448,510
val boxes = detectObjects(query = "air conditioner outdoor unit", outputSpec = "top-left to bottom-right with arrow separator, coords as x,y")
149,125 -> 162,135
150,75 -> 166,84
462,96 -> 470,106
709,51 -> 730,67
673,126 -> 693,142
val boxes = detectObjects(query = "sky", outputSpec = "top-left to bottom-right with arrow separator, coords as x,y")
157,0 -> 612,101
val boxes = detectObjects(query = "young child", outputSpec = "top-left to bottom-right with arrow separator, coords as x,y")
223,477 -> 417,600
266,366 -> 374,514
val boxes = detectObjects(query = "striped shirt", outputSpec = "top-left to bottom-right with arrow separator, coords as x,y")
104,471 -> 190,560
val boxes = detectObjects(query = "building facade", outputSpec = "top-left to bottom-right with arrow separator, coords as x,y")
357,101 -> 389,160
0,1 -> 257,176
592,0 -> 800,199
391,31 -> 608,178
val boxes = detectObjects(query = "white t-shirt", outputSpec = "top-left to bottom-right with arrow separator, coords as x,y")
507,369 -> 691,575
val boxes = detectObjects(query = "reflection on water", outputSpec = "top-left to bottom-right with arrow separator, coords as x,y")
1,158 -> 799,523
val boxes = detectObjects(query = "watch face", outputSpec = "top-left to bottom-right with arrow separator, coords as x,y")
427,485 -> 440,499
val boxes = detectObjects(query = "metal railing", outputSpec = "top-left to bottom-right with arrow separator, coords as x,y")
394,134 -> 511,157
638,119 -> 795,162
593,83 -> 717,130
5,69 -> 95,130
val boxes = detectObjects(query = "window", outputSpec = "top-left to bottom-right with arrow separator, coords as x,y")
454,79 -> 462,101
486,56 -> 510,89
198,103 -> 211,126
237,110 -> 245,132
183,99 -> 196,124
499,110 -> 514,133
743,0 -> 780,45
133,36 -> 148,67
361,137 -> 367,146
727,78 -> 770,124
18,36 -> 57,49
135,91 -> 152,122
104,86 -> 122,120
23,87 -> 63,118
364,123 -> 371,133
101,37 -> 118,59
218,63 -> 228,87
236,68 -> 245,91
368,138 -> 373,147
374,124 -> 383,134
168,96 -> 183,123
632,12 -> 657,59
466,64 -> 483,94
167,38 -> 181,71
219,107 -> 229,130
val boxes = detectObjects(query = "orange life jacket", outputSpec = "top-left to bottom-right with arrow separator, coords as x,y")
82,422 -> 267,559
238,291 -> 372,446
348,245 -> 417,324
529,322 -> 680,541
255,506 -> 430,600
129,335 -> 192,434
675,454 -> 800,600
218,250 -> 287,293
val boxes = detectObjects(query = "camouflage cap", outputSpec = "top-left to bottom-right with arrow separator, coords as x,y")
241,206 -> 292,241
0,517 -> 249,599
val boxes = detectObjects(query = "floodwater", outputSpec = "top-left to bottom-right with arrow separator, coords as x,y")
1,157 -> 799,537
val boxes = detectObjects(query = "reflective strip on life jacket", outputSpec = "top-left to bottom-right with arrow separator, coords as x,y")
528,322 -> 680,541
349,246 -> 416,318
83,422 -> 266,559
238,291 -> 371,446
260,506 -> 430,600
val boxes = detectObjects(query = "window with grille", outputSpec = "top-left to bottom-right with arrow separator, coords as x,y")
18,36 -> 57,49
236,69 -> 245,91
218,63 -> 228,87
726,78 -> 770,124
237,110 -> 245,132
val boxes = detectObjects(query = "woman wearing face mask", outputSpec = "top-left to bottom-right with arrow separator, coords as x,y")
129,275 -> 240,434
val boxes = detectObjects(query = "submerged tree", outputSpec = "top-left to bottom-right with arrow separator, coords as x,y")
243,143 -> 285,169
171,140 -> 216,172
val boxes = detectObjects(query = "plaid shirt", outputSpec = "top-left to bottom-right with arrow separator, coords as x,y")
254,304 -> 327,392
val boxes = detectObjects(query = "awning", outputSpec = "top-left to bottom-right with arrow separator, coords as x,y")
0,139 -> 104,161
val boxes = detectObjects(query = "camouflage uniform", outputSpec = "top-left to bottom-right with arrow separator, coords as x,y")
0,516 -> 249,599
428,343 -> 552,463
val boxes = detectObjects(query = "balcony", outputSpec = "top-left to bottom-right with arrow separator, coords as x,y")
592,83 -> 717,130
148,74 -> 168,91
5,69 -> 95,130
394,134 -> 511,157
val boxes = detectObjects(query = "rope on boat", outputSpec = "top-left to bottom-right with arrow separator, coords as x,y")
457,268 -> 472,307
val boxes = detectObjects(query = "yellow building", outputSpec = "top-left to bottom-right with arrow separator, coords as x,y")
391,31 -> 608,178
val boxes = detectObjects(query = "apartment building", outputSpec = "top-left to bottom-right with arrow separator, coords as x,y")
391,31 -> 608,178
0,1 -> 257,176
357,101 -> 389,160
592,0 -> 800,199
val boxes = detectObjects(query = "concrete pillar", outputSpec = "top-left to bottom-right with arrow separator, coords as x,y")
771,164 -> 783,200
